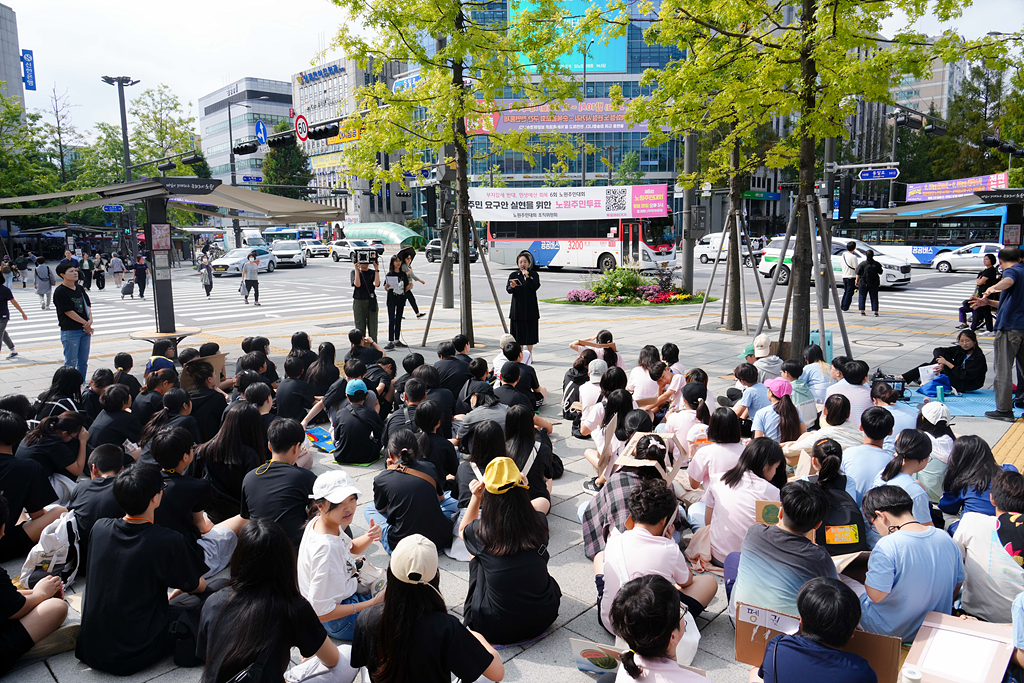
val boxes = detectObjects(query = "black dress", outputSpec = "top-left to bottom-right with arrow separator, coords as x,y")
506,267 -> 540,346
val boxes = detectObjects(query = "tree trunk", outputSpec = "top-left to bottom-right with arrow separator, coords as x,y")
725,141 -> 742,330
452,11 -> 475,345
790,0 -> 818,359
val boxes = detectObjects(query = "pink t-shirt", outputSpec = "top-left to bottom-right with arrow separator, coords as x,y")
826,380 -> 872,426
706,471 -> 780,560
600,526 -> 693,631
664,409 -> 700,457
579,382 -> 602,414
686,441 -> 745,489
628,366 -> 660,402
578,345 -> 627,371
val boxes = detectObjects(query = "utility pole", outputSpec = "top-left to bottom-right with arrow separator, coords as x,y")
821,137 -> 836,309
580,39 -> 594,187
227,99 -> 241,249
102,75 -> 139,260
605,144 -> 619,184
681,133 -> 697,294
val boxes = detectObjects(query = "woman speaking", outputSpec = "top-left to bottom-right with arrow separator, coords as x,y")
506,250 -> 540,353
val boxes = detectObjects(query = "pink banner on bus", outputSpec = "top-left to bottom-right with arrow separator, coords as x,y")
906,172 -> 1008,202
467,185 -> 668,221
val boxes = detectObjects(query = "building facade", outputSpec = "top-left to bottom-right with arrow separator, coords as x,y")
891,52 -> 965,120
0,3 -> 25,110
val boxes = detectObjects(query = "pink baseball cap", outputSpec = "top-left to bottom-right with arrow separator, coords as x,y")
765,377 -> 793,398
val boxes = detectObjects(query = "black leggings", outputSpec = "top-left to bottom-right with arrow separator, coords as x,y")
387,295 -> 405,341
245,280 -> 259,302
203,283 -> 212,296
405,289 -> 420,315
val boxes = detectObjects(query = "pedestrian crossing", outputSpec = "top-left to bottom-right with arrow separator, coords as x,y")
864,281 -> 979,319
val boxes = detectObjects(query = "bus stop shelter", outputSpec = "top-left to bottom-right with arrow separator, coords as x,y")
0,177 -> 346,334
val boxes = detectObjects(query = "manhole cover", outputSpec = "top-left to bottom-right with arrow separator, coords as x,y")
853,339 -> 904,348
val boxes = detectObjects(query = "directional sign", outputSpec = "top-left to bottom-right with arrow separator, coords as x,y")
101,205 -> 124,213
242,175 -> 264,183
255,120 -> 268,146
21,50 -> 35,91
392,74 -> 423,93
858,168 -> 900,181
295,115 -> 309,142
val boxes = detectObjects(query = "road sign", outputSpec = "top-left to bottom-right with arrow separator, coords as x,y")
20,50 -> 35,91
242,175 -> 264,183
255,120 -> 268,146
741,190 -> 781,201
295,115 -> 309,142
102,205 -> 124,213
858,168 -> 900,181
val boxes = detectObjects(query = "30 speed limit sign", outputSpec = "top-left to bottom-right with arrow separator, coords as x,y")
295,115 -> 309,142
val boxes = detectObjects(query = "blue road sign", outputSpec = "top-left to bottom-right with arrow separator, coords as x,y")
255,120 -> 268,146
21,50 -> 35,91
242,176 -> 264,183
858,168 -> 899,181
102,205 -> 124,213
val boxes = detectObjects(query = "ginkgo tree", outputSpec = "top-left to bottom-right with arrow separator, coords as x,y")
327,0 -> 604,343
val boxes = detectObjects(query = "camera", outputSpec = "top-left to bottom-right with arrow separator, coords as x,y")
354,249 -> 378,264
871,370 -> 909,401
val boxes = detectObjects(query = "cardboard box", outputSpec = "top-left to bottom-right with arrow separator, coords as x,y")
755,500 -> 781,526
614,430 -> 687,484
904,612 -> 1013,683
734,602 -> 901,683
180,352 -> 227,392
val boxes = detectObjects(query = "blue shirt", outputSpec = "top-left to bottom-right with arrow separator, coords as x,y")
802,363 -> 831,403
938,463 -> 1019,517
752,404 -> 782,441
859,526 -> 964,643
841,445 -> 893,507
759,634 -> 877,683
996,263 -> 1024,331
1013,592 -> 1024,650
882,404 -> 917,455
739,382 -> 770,416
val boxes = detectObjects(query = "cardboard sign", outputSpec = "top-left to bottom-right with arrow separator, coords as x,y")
905,612 -> 1013,683
734,602 -> 900,683
180,353 -> 227,392
614,430 -> 687,484
832,550 -> 871,574
576,339 -> 618,352
569,638 -> 706,677
755,500 -> 781,526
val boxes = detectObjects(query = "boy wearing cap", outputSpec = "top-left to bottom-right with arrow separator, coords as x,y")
752,333 -> 783,382
580,358 -> 606,414
299,471 -> 385,640
239,418 -> 317,550
331,379 -> 385,465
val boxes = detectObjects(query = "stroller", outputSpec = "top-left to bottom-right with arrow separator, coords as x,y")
121,278 -> 135,299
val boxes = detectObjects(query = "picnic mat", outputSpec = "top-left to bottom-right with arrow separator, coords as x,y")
305,427 -> 381,466
902,389 -> 1024,418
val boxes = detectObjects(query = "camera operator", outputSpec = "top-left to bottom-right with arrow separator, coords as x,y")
351,250 -> 380,342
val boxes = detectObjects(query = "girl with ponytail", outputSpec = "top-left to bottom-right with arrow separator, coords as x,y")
137,389 -> 202,459
810,438 -> 869,555
752,378 -> 806,443
871,429 -> 933,529
664,381 -> 710,458
414,400 -> 459,495
18,411 -> 88,486
571,330 -> 624,370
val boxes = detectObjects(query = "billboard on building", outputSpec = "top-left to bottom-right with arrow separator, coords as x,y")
467,185 -> 667,221
514,0 -> 627,73
478,98 -> 644,134
906,172 -> 1009,202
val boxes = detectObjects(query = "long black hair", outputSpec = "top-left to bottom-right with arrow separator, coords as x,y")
917,411 -> 955,441
469,420 -> 505,470
289,331 -> 312,356
602,388 -> 633,433
305,342 -> 338,391
477,470 -> 549,556
599,366 -> 628,399
139,389 -> 192,447
822,394 -> 851,426
812,437 -> 843,487
881,429 -> 931,482
597,329 -> 618,369
35,366 -> 83,413
722,437 -> 784,488
504,404 -> 537,467
204,518 -> 307,683
770,388 -> 802,442
199,401 -> 267,466
942,434 -> 1001,496
610,575 -> 681,680
23,411 -> 86,447
372,566 -> 445,683
414,399 -> 442,462
682,381 -> 711,425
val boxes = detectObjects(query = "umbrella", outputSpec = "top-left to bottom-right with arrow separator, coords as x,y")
397,246 -> 416,263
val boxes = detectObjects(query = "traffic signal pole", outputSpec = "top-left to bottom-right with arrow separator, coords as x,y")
681,133 -> 697,294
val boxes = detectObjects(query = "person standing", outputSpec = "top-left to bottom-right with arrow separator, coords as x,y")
959,253 -> 999,333
241,251 -> 260,305
351,257 -> 380,342
840,241 -> 859,311
384,255 -> 409,350
401,252 -> 426,318
0,278 -> 27,359
974,247 -> 1024,421
34,258 -> 54,310
94,256 -> 106,290
856,250 -> 882,317
53,262 -> 94,379
1,256 -> 13,290
79,251 -> 94,291
108,253 -> 125,289
198,255 -> 213,298
506,250 -> 540,353
132,255 -> 149,300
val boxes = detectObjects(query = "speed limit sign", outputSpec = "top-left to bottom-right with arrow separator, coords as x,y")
295,115 -> 309,142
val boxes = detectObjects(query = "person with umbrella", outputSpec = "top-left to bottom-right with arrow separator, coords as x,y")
506,250 -> 540,353
399,246 -> 426,319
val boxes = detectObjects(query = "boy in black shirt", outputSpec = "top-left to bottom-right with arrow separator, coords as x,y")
393,352 -> 424,406
151,427 -> 244,576
453,333 -> 473,365
0,494 -> 69,675
76,463 -> 208,675
67,444 -> 125,567
365,356 -> 397,419
0,410 -> 63,562
275,356 -> 315,421
239,418 -> 317,550
494,362 -> 533,411
332,380 -> 385,464
502,340 -> 545,408
435,341 -> 472,399
457,358 -> 493,414
382,378 -> 424,446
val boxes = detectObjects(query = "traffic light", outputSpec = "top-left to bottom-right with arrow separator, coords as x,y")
123,226 -> 130,235
233,141 -> 259,155
180,153 -> 203,165
267,133 -> 296,149
421,186 -> 437,228
307,124 -> 340,141
838,175 -> 853,222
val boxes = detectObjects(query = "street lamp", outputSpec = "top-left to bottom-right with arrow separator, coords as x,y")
580,38 -> 595,186
226,95 -> 269,247
102,75 -> 140,258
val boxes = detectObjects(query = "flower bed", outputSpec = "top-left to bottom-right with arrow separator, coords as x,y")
548,268 -> 709,306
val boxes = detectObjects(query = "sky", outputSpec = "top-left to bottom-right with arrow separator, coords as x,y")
7,0 -> 1022,141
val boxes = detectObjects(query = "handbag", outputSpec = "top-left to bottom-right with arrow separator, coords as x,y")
355,558 -> 386,596
918,374 -> 951,398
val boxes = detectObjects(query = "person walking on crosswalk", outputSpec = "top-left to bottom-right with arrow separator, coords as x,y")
109,253 -> 125,289
198,256 -> 214,298
241,251 -> 261,306
840,242 -> 859,312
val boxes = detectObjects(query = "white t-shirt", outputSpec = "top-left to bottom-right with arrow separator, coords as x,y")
297,518 -> 359,617
613,656 -> 712,683
706,471 -> 780,560
583,403 -> 625,477
664,409 -> 700,456
492,348 -> 532,377
686,441 -> 745,489
628,366 -> 661,402
954,512 -> 1024,623
826,380 -> 873,426
579,382 -> 602,414
841,251 -> 860,279
600,527 -> 692,630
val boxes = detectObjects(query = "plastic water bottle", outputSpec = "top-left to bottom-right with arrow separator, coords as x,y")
900,666 -> 922,683
937,385 -> 945,403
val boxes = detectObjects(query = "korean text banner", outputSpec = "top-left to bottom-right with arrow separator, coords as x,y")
906,172 -> 1008,202
479,99 -> 644,135
467,185 -> 668,221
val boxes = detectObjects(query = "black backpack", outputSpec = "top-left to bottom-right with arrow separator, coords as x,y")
811,475 -> 869,555
562,368 -> 586,421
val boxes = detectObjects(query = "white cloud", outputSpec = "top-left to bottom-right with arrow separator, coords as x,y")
880,0 -> 1023,44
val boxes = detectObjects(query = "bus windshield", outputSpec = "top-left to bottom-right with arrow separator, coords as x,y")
643,218 -> 673,246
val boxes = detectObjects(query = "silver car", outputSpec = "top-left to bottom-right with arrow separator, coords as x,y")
932,243 -> 1002,273
299,239 -> 330,258
270,240 -> 308,268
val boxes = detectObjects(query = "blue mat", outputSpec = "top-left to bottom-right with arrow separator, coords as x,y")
902,389 -> 1024,418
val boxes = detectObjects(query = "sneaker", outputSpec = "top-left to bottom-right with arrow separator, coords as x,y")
254,302 -> 261,306
395,341 -> 407,348
583,477 -> 603,495
416,312 -> 425,318
6,351 -> 16,359
874,312 -> 879,317
384,342 -> 395,350
244,298 -> 249,304
955,323 -> 968,329
860,311 -> 866,316
985,410 -> 1017,422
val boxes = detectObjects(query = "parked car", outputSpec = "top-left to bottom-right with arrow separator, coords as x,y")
693,233 -> 761,267
299,239 -> 330,258
368,239 -> 386,256
270,240 -> 307,268
757,237 -> 911,287
330,239 -> 372,262
210,247 -> 278,277
425,238 -> 478,263
931,242 -> 1003,273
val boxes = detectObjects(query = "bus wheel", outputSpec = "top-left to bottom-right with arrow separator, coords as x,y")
773,265 -> 790,285
547,265 -> 563,271
598,253 -> 617,272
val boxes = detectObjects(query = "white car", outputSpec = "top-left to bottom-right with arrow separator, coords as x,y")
330,239 -> 372,262
757,237 -> 911,287
270,240 -> 307,268
299,239 -> 330,258
932,243 -> 1002,273
210,247 -> 278,277
693,233 -> 760,267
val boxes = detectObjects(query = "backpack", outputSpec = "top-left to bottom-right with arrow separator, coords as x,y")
20,510 -> 81,589
811,476 -> 868,555
561,369 -> 586,421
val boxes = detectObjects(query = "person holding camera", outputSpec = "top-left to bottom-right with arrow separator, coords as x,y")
384,255 -> 410,350
506,250 -> 540,353
351,252 -> 380,342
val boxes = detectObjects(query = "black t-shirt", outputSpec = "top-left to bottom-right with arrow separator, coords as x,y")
155,471 -> 215,562
372,460 -> 452,551
133,262 -> 148,281
188,388 -> 229,444
422,432 -> 459,482
346,345 -> 383,365
350,267 -> 378,301
456,460 -> 484,508
334,403 -> 384,464
68,476 -> 124,565
197,587 -> 327,683
978,266 -> 1000,295
425,387 -> 455,438
53,283 -> 90,331
276,377 -> 316,420
133,390 -> 165,428
114,371 -> 143,401
508,437 -> 554,501
76,519 -> 206,676
193,444 -> 262,523
514,362 -> 541,396
306,364 -> 341,397
82,388 -> 103,425
86,409 -> 143,452
291,349 -> 318,376
351,606 -> 494,683
435,358 -> 472,400
16,436 -> 78,480
240,462 -> 317,550
463,516 -> 560,644
382,404 -> 419,447
364,363 -> 393,398
0,284 -> 11,320
495,384 -> 532,411
457,379 -> 492,414
0,566 -> 25,619
0,453 -> 57,546
856,260 -> 883,289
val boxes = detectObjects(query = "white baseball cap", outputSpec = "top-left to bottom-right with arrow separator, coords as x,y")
390,534 -> 438,585
588,359 -> 608,384
753,333 -> 771,358
921,401 -> 952,425
310,471 -> 361,504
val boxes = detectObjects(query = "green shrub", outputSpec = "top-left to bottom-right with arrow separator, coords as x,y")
584,267 -> 654,298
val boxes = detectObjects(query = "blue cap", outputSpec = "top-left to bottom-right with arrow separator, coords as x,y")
345,379 -> 367,396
